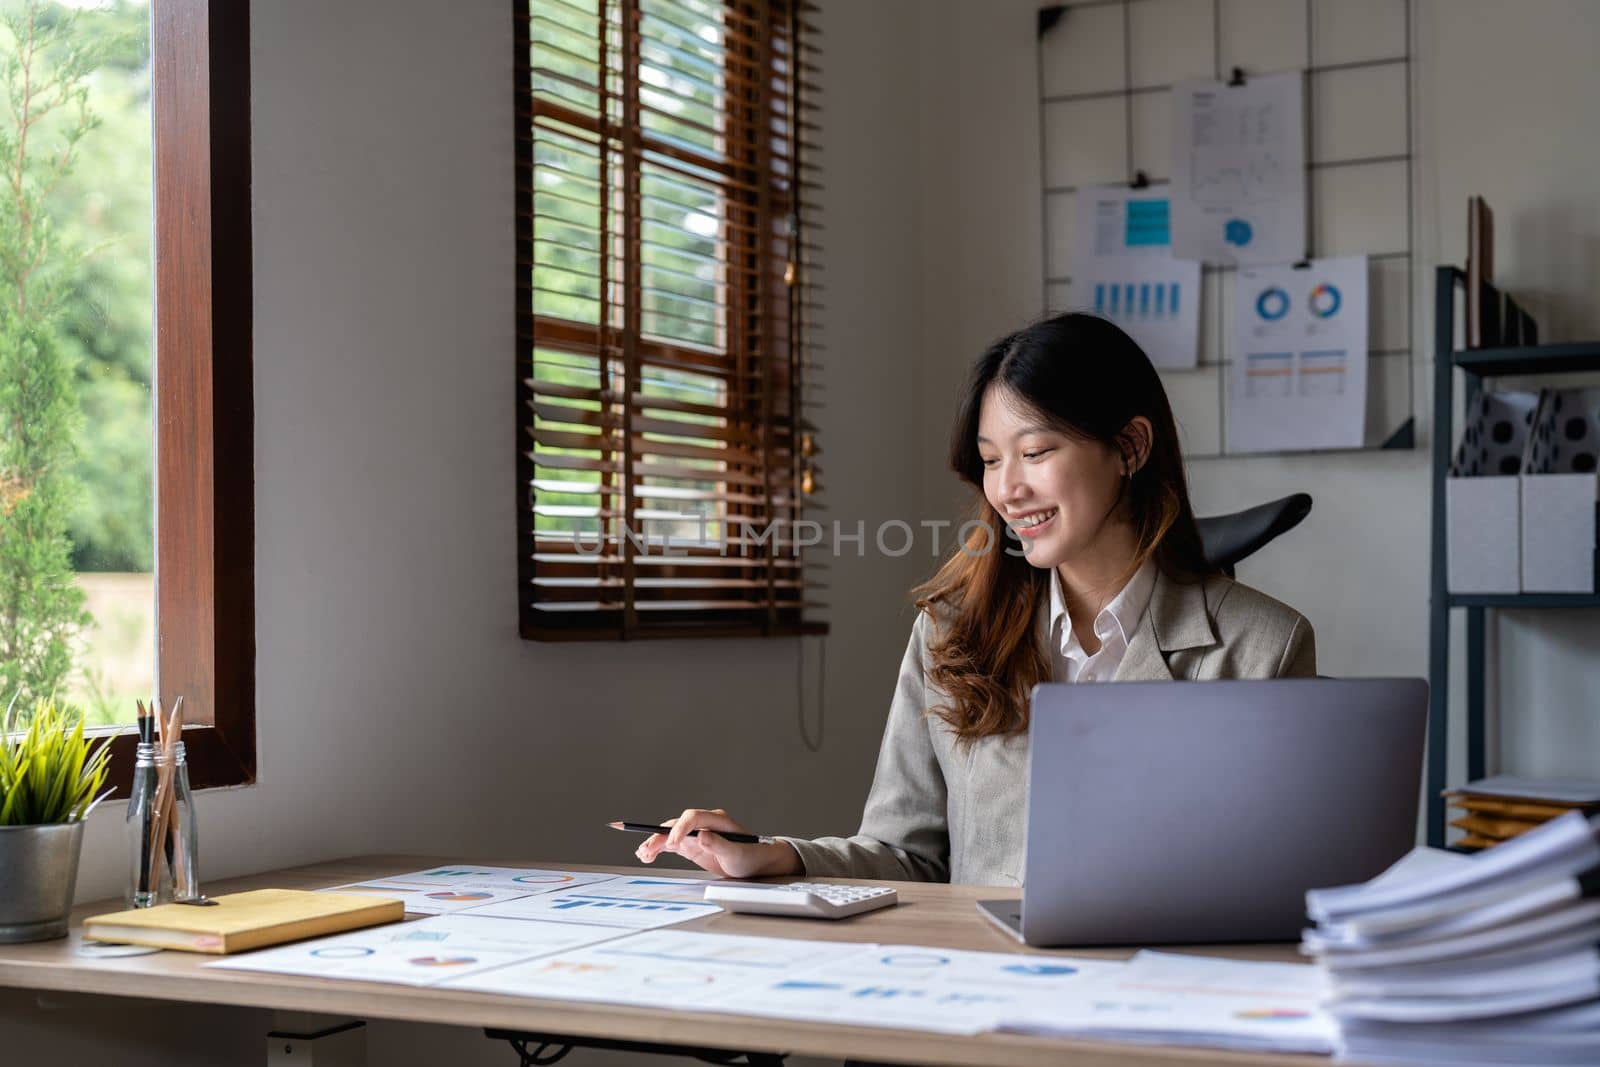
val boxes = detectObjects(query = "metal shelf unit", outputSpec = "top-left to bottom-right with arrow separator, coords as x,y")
1426,266 -> 1600,846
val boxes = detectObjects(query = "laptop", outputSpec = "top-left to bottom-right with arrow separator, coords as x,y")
978,677 -> 1427,946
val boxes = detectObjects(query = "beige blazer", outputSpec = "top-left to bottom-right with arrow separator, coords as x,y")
783,571 -> 1316,887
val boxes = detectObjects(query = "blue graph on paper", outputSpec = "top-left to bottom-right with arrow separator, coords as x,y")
549,897 -> 695,913
1001,962 -> 1079,977
1094,281 -> 1182,322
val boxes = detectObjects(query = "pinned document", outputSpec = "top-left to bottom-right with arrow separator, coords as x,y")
1071,186 -> 1201,369
1170,72 -> 1306,266
1228,255 -> 1368,453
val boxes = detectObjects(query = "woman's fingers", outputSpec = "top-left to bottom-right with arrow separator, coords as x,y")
664,808 -> 748,851
635,817 -> 677,864
673,833 -> 731,878
633,808 -> 753,877
635,831 -> 667,864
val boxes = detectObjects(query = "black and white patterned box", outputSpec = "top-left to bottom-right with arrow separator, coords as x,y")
1522,388 -> 1600,593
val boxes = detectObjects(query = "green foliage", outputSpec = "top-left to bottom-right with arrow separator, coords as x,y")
0,694 -> 112,825
0,0 -> 105,705
46,0 -> 151,573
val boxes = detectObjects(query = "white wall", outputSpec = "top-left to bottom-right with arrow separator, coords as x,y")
14,1 -> 1600,1063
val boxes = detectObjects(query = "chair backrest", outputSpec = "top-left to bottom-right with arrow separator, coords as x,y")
1195,493 -> 1312,577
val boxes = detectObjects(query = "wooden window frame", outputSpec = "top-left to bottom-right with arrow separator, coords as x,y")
103,0 -> 255,794
517,0 -> 826,642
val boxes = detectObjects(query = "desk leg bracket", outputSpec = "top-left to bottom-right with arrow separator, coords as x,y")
486,1028 -> 786,1067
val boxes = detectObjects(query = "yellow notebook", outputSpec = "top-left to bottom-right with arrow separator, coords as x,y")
83,889 -> 404,954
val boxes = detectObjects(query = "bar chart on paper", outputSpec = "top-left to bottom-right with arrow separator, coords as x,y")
468,895 -> 714,929
1092,281 -> 1184,322
1071,186 -> 1201,369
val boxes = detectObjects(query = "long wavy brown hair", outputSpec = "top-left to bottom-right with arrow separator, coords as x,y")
913,313 -> 1218,742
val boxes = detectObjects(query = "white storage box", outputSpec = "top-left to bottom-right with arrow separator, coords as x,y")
1446,391 -> 1539,594
1521,388 -> 1600,593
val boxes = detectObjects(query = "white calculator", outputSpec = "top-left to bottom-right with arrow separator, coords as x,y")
703,881 -> 899,919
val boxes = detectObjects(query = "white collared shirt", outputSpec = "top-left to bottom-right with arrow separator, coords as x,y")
1048,558 -> 1157,683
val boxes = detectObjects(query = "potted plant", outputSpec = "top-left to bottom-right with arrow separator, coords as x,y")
0,698 -> 113,942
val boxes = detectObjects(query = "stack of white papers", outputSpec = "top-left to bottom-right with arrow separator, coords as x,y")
1302,812 -> 1600,1065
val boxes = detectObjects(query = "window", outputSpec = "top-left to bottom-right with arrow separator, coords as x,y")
98,0 -> 250,791
3,0 -> 251,788
517,0 -> 825,640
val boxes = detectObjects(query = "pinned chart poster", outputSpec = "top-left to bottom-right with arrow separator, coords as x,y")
1170,72 -> 1306,266
1229,256 -> 1368,453
1071,186 -> 1201,369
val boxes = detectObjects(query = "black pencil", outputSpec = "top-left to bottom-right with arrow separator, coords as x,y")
608,820 -> 777,845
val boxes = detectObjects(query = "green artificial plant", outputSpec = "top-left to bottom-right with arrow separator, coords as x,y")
0,694 -> 111,825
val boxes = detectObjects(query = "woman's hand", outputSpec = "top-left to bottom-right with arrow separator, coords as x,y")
635,808 -> 803,879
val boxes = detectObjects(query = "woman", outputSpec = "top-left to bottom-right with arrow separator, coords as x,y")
636,313 -> 1315,886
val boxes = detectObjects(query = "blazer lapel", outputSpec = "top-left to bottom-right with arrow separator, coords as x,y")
1113,570 -> 1220,682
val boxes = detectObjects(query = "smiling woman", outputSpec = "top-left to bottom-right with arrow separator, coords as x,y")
637,312 -> 1317,887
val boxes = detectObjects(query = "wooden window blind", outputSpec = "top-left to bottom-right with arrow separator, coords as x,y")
516,0 -> 826,640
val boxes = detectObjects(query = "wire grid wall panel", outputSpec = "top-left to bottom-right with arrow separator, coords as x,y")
1037,0 -> 1416,459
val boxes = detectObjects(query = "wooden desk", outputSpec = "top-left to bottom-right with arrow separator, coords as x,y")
0,856 -> 1325,1067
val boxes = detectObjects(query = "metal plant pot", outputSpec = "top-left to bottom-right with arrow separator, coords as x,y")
0,821 -> 85,942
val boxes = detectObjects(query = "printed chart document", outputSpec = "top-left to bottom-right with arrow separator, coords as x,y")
444,930 -> 869,1009
464,876 -> 722,930
1171,72 -> 1305,266
1070,186 -> 1201,369
712,943 -> 1126,1036
1228,255 -> 1368,453
207,913 -> 622,986
997,951 -> 1337,1054
325,881 -> 552,916
347,865 -> 620,895
322,866 -> 621,915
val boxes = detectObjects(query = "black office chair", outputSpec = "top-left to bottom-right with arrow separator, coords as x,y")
1195,493 -> 1312,577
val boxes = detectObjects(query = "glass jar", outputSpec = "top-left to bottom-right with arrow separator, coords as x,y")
125,741 -> 200,907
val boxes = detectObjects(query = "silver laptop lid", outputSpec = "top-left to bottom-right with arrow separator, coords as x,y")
1020,677 -> 1427,946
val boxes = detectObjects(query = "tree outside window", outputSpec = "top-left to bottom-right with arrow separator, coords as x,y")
1,0 -> 152,727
